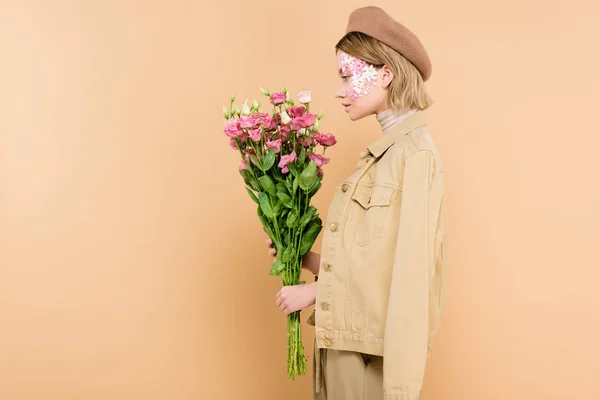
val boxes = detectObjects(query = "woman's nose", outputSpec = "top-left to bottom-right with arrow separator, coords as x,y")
335,85 -> 346,99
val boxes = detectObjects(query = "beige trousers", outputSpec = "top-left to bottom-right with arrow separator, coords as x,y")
313,342 -> 384,400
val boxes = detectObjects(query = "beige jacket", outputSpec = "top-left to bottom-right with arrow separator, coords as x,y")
310,111 -> 446,399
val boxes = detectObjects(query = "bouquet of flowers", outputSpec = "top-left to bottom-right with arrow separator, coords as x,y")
222,87 -> 337,379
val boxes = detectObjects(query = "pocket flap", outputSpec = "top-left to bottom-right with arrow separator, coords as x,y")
352,185 -> 393,209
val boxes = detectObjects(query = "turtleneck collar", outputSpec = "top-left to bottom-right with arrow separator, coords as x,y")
376,108 -> 419,133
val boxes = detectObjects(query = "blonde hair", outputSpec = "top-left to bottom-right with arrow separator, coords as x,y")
335,32 -> 432,111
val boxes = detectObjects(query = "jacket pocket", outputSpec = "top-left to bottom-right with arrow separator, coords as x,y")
350,185 -> 393,246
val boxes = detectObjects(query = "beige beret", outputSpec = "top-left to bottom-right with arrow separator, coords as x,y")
345,6 -> 432,81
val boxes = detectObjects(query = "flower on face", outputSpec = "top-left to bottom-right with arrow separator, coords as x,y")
297,90 -> 312,104
310,153 -> 330,167
270,92 -> 286,105
224,120 -> 243,138
288,105 -> 306,119
248,128 -> 262,142
315,132 -> 337,147
267,138 -> 282,153
278,151 -> 297,174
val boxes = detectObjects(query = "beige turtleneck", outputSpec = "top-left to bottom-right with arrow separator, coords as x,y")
376,108 -> 418,133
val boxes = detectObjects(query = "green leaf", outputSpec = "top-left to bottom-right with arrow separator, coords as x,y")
258,175 -> 276,196
257,206 -> 274,238
261,149 -> 276,171
299,220 -> 322,255
299,161 -> 318,191
299,147 -> 306,164
258,191 -> 274,219
288,163 -> 301,177
276,183 -> 288,196
298,206 -> 317,228
246,187 -> 259,204
308,176 -> 322,197
272,195 -> 283,215
286,209 -> 299,228
282,246 -> 294,263
269,259 -> 285,276
249,154 -> 262,169
277,192 -> 294,208
293,176 -> 299,194
250,179 -> 261,192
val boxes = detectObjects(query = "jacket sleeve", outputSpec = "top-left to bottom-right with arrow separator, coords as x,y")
383,149 -> 437,400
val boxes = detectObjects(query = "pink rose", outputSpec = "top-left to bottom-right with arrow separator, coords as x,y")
315,132 -> 337,147
303,113 -> 317,127
260,114 -> 277,131
248,128 -> 262,142
290,113 -> 317,131
239,153 -> 249,170
270,92 -> 286,105
229,137 -> 239,150
267,139 -> 282,153
223,120 -> 243,138
279,125 -> 291,141
288,106 -> 306,119
278,151 -> 297,174
310,153 -> 330,167
240,114 -> 261,130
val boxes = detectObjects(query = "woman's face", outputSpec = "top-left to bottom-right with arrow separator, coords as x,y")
335,50 -> 390,121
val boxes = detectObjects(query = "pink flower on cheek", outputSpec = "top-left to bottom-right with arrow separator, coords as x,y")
309,153 -> 330,167
267,139 -> 282,153
278,151 -> 297,174
339,51 -> 378,100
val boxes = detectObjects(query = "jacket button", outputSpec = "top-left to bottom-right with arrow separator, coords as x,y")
330,223 -> 338,232
320,302 -> 329,311
323,263 -> 332,272
323,338 -> 332,347
341,184 -> 349,192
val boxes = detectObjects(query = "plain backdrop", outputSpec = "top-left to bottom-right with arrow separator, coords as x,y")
1,1 -> 599,399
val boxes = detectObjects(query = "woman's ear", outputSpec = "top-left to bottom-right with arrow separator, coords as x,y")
381,65 -> 394,89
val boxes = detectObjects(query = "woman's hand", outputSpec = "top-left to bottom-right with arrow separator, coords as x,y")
276,282 -> 318,315
266,238 -> 321,275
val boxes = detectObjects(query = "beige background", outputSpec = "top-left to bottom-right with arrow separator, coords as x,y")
1,0 -> 599,399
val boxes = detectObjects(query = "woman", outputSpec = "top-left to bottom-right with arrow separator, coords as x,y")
267,6 -> 446,400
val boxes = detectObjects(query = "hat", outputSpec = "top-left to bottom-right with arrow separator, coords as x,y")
344,6 -> 432,81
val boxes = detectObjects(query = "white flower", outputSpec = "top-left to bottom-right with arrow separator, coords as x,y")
298,90 -> 312,104
298,128 -> 307,135
281,109 -> 292,125
241,99 -> 251,116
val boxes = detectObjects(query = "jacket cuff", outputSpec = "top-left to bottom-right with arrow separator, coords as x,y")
384,392 -> 421,400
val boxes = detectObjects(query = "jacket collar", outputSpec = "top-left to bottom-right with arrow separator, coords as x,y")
367,111 -> 427,158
